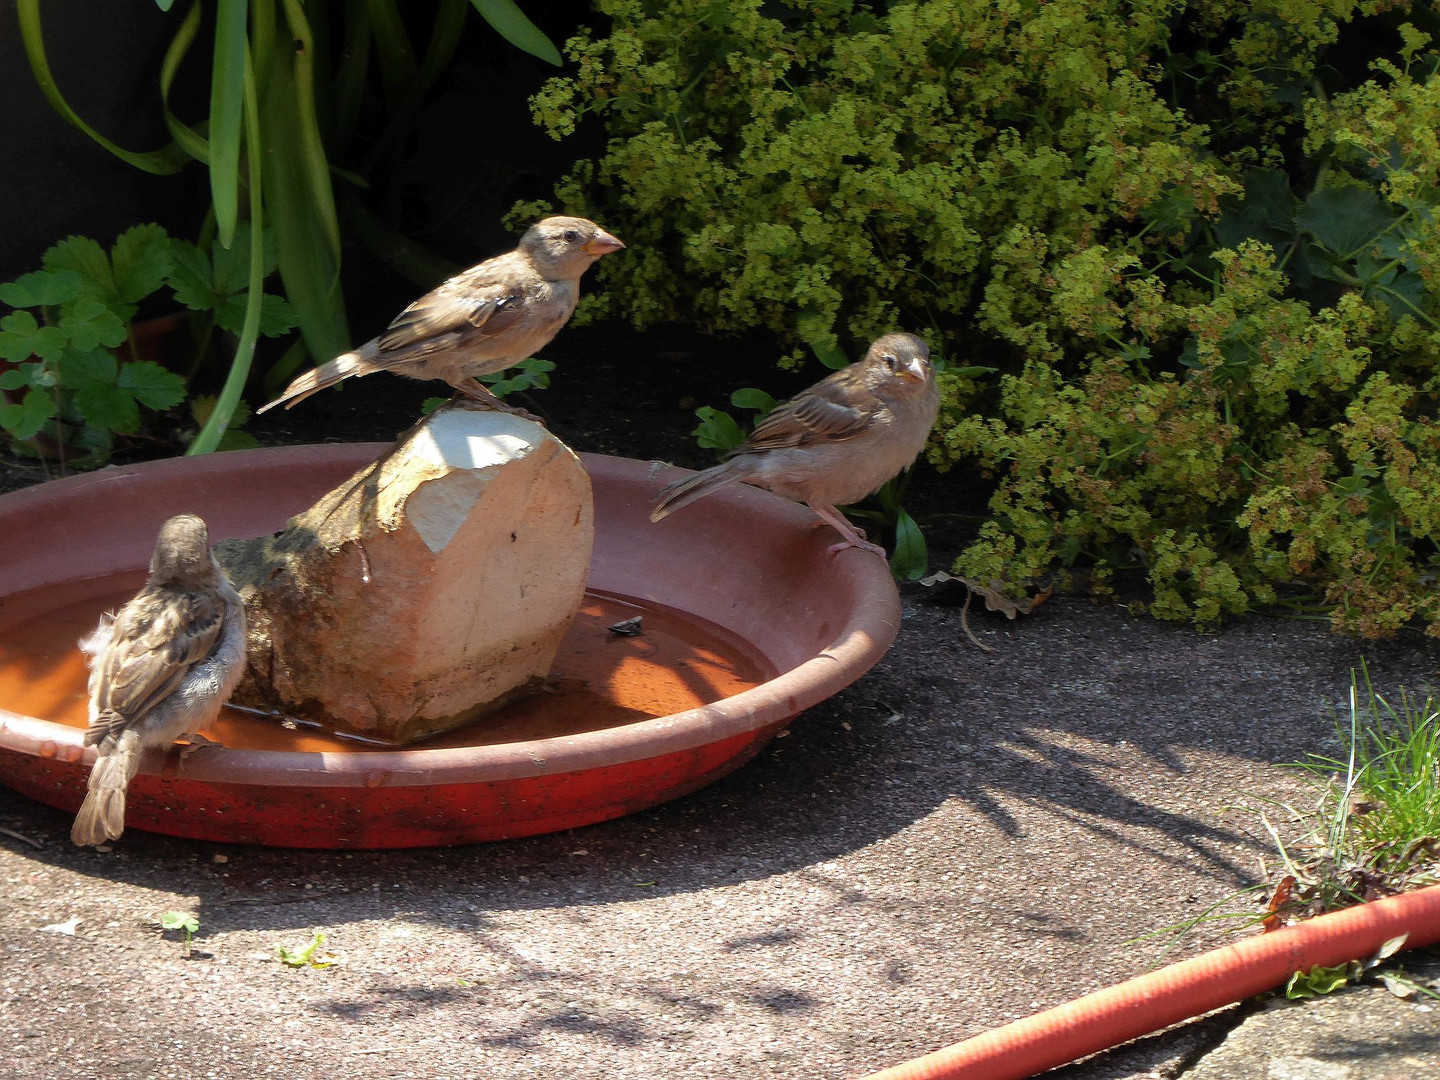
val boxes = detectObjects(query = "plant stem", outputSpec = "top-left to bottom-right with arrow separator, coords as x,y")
189,46 -> 265,456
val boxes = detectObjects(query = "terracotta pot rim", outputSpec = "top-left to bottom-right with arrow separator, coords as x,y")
0,446 -> 900,789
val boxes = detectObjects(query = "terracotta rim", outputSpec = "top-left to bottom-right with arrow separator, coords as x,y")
0,446 -> 901,788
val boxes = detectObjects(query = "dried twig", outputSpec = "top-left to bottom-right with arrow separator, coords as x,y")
958,591 -> 993,653
0,826 -> 42,850
921,571 -> 1051,651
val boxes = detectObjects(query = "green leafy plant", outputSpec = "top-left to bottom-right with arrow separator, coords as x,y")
1286,959 -> 1359,999
688,388 -> 769,454
690,404 -> 746,452
190,395 -> 261,452
1283,934 -> 1438,1000
479,356 -> 557,399
0,225 -> 289,469
524,0 -> 1440,636
168,225 -> 298,356
17,0 -> 563,455
160,910 -> 200,958
276,930 -> 338,969
1,227 -> 186,468
869,477 -> 927,582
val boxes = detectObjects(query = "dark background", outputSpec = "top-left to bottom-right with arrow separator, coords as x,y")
0,0 -> 593,310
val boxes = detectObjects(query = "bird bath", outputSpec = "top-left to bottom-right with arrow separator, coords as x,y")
0,446 -> 900,848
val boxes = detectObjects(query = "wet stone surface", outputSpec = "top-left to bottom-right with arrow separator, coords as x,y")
218,406 -> 594,744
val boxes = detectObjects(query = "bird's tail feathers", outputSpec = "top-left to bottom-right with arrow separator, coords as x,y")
650,461 -> 750,522
256,347 -> 380,413
71,729 -> 142,847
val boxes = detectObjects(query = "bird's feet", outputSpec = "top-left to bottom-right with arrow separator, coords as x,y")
809,519 -> 869,541
451,383 -> 546,425
176,731 -> 223,760
826,537 -> 889,559
807,504 -> 889,560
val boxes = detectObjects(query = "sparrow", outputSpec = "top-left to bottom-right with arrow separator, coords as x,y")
257,216 -> 624,414
651,333 -> 940,557
70,515 -> 246,847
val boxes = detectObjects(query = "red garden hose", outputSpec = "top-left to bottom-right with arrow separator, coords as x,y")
858,883 -> 1440,1080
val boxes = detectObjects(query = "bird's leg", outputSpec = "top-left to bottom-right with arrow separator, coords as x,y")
453,380 -> 506,407
176,731 -> 223,760
807,503 -> 887,558
807,518 -> 867,540
451,381 -> 545,425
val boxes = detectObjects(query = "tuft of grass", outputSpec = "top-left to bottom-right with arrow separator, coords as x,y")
1142,663 -> 1439,981
1264,663 -> 1440,924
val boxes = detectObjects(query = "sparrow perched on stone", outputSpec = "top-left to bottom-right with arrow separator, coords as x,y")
257,216 -> 624,414
651,333 -> 940,557
70,515 -> 246,847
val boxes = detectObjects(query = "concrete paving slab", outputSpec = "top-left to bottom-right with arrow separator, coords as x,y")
1181,949 -> 1440,1079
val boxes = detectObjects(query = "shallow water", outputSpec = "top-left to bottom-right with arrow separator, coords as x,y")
0,571 -> 772,752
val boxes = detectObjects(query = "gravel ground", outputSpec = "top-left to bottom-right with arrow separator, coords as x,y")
3,590 -> 1436,1079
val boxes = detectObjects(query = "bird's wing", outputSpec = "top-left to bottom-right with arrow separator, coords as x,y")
741,367 -> 883,452
91,590 -> 224,739
377,255 -> 537,352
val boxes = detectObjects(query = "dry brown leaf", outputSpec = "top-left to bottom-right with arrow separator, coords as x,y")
918,572 -> 1054,619
1262,873 -> 1297,932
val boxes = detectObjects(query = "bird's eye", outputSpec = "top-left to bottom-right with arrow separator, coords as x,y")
882,353 -> 900,371
562,229 -> 580,244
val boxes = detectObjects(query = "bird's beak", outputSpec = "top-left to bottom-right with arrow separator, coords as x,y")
583,230 -> 626,256
902,355 -> 929,381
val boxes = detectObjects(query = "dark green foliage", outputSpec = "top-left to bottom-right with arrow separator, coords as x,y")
19,0 -> 563,454
0,225 -> 291,467
524,0 -> 1440,636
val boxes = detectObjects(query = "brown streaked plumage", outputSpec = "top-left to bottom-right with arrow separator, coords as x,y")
650,333 -> 940,558
70,515 -> 246,847
257,216 -> 624,414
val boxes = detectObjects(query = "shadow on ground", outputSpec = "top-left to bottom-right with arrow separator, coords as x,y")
3,592 -> 1429,940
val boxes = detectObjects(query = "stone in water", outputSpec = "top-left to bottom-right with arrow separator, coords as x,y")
218,406 -> 594,744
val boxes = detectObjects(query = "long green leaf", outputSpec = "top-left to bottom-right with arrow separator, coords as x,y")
330,4 -> 372,153
361,0 -> 468,173
15,0 -> 187,175
363,0 -> 419,108
190,46 -> 265,457
210,0 -> 249,249
417,0 -> 470,98
159,1 -> 209,162
258,33 -> 351,368
341,188 -> 460,290
303,0 -> 337,151
470,0 -> 562,66
280,0 -> 343,256
249,0 -> 277,89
